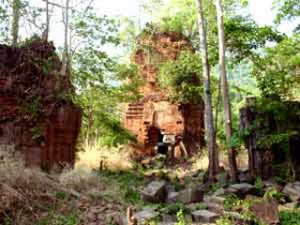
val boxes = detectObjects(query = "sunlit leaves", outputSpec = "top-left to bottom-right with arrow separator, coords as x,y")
253,35 -> 300,99
275,0 -> 300,23
158,51 -> 203,103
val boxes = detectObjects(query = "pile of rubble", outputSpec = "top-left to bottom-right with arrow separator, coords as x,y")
115,172 -> 300,224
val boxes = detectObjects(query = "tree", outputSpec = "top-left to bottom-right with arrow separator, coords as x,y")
11,0 -> 21,45
70,8 -> 140,147
61,0 -> 70,77
196,0 -> 219,181
275,0 -> 300,23
215,0 -> 238,181
253,35 -> 300,100
43,0 -> 49,41
275,0 -> 300,32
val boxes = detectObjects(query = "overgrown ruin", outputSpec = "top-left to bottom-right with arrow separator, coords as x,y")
123,32 -> 205,158
240,96 -> 300,180
0,39 -> 81,170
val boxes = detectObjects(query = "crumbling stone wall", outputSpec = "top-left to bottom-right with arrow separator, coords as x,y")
240,97 -> 300,180
0,39 -> 81,170
123,32 -> 205,157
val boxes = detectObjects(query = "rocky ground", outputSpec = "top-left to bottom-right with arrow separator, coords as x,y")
1,154 -> 300,225
112,156 -> 300,225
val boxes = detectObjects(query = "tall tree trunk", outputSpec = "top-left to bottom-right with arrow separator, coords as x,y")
61,0 -> 70,77
11,0 -> 21,46
43,0 -> 49,41
196,0 -> 219,181
215,0 -> 238,181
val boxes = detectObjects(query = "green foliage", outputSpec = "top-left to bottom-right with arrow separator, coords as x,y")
71,10 -> 142,147
254,176 -> 263,190
224,194 -> 240,211
0,0 -> 46,44
30,127 -> 43,140
195,203 -> 208,210
22,94 -> 42,121
251,97 -> 300,150
223,16 -> 284,64
98,170 -> 145,205
263,188 -> 284,201
141,0 -> 281,66
275,0 -> 300,23
114,63 -> 144,102
55,191 -> 68,200
175,208 -> 186,225
158,51 -> 203,103
216,216 -> 234,225
274,164 -> 294,183
253,35 -> 300,99
254,176 -> 264,195
223,196 -> 261,223
0,0 -> 10,42
37,212 -> 79,225
279,210 -> 300,225
257,132 -> 298,149
160,203 -> 189,215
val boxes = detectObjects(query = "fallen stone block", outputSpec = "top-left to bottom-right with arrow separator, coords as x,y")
213,188 -> 226,196
283,181 -> 300,202
176,187 -> 203,204
204,195 -> 225,205
166,191 -> 179,203
278,202 -> 298,212
250,199 -> 279,225
141,180 -> 167,203
136,208 -> 158,222
226,183 -> 256,197
191,210 -> 219,223
205,202 -> 224,214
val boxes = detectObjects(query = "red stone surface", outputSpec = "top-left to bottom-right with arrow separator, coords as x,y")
0,39 -> 81,170
123,32 -> 205,157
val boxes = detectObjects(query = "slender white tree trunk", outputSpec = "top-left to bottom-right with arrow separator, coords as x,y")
215,0 -> 238,181
196,0 -> 219,181
11,0 -> 21,46
44,0 -> 49,41
61,0 -> 70,77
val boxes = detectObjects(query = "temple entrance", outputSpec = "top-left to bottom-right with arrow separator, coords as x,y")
147,126 -> 169,155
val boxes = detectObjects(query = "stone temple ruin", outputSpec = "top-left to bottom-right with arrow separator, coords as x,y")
240,96 -> 300,180
0,39 -> 81,170
123,32 -> 205,158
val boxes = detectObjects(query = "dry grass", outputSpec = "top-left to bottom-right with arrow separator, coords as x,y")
59,166 -> 100,192
76,144 -> 134,172
190,148 -> 248,171
0,158 -> 63,224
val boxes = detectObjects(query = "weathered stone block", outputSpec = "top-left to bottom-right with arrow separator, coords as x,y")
226,183 -> 256,197
283,181 -> 300,202
191,210 -> 219,223
141,181 -> 167,202
250,199 -> 279,225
